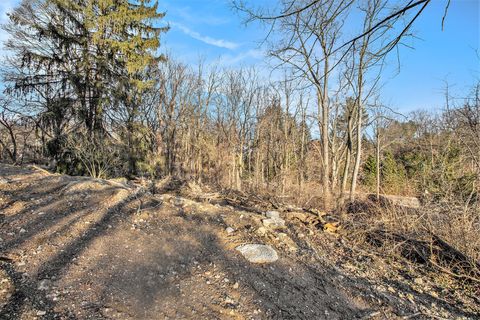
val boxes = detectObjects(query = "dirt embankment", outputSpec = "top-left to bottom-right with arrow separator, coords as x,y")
0,164 -> 478,319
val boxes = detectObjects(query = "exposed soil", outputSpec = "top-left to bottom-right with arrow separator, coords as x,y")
0,164 -> 478,319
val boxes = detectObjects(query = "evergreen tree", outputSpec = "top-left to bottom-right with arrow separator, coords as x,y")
2,0 -> 168,175
3,0 -> 167,133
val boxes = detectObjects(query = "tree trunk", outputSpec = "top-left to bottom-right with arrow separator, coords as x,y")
376,128 -> 381,201
350,100 -> 363,201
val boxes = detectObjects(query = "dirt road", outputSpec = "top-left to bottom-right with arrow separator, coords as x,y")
0,164 -> 477,319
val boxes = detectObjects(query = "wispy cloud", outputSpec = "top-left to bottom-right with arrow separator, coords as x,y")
218,49 -> 264,66
171,22 -> 240,50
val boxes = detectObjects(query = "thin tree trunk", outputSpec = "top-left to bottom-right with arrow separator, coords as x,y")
350,100 -> 363,201
376,127 -> 381,201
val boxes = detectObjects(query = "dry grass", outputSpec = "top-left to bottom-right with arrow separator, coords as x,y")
342,197 -> 480,283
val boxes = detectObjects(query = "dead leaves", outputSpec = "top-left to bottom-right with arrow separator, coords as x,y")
323,222 -> 341,234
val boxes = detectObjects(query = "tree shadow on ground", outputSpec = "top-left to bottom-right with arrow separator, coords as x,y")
0,165 -> 478,319
0,192 -> 139,319
1,166 -> 142,319
1,177 -> 128,255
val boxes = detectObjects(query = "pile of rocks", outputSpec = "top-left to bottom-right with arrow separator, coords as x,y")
262,211 -> 285,230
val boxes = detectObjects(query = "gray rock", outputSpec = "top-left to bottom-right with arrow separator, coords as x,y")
262,218 -> 285,229
236,244 -> 278,263
38,279 -> 51,291
265,210 -> 280,219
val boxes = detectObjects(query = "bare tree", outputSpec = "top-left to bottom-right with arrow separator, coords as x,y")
0,98 -> 18,163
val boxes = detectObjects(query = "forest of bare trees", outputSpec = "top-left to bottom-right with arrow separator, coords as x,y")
0,0 -> 477,211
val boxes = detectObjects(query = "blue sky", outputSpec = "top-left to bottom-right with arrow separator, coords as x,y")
1,0 -> 479,113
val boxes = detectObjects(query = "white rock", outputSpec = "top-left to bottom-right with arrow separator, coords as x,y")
36,310 -> 47,316
225,227 -> 235,234
236,244 -> 278,264
19,228 -> 26,234
262,218 -> 285,229
265,210 -> 280,219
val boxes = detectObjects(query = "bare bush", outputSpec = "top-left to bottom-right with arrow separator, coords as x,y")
63,133 -> 120,179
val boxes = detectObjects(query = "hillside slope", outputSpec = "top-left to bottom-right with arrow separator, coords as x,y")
0,164 -> 478,319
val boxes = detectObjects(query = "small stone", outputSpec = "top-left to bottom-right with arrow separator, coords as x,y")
277,233 -> 298,252
233,282 -> 239,289
225,227 -> 234,234
19,228 -> 26,234
387,286 -> 395,293
38,212 -> 45,216
262,218 -> 285,229
38,279 -> 51,291
236,244 -> 278,264
224,296 -> 237,308
414,277 -> 424,285
265,211 -> 280,219
36,310 -> 47,316
256,227 -> 267,235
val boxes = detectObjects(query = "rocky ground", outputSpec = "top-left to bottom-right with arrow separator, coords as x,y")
0,164 -> 478,319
